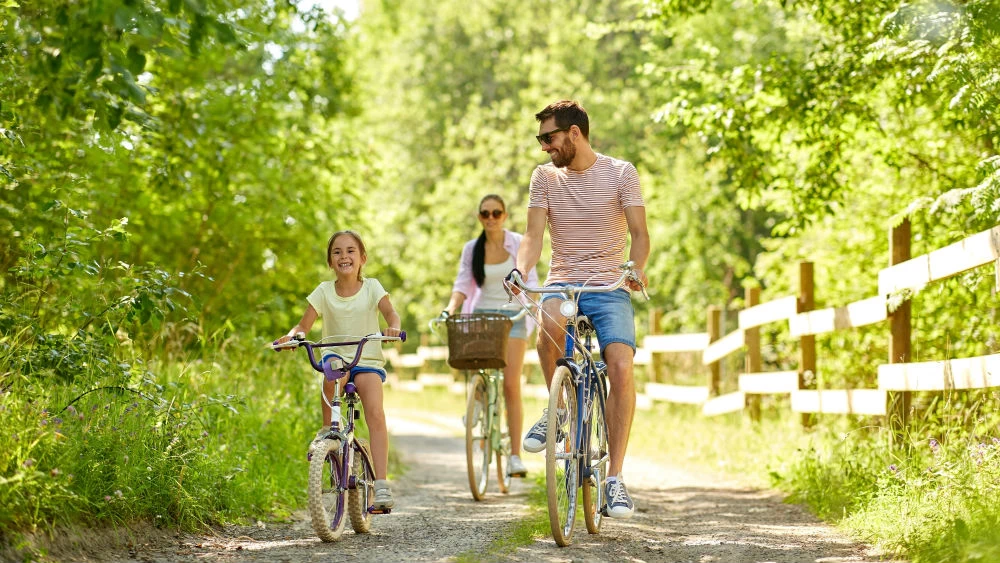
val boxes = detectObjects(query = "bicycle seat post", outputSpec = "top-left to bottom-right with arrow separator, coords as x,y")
330,379 -> 344,432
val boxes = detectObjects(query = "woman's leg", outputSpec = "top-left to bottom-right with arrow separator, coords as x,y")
503,337 -> 527,456
354,372 -> 389,480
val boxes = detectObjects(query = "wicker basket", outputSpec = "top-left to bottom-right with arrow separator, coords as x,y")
445,313 -> 512,370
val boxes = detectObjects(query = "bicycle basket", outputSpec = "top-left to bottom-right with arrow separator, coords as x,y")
445,313 -> 513,370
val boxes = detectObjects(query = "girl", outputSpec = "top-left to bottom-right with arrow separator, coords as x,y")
276,230 -> 402,510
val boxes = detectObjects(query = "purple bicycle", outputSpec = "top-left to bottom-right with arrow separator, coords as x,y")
273,331 -> 405,542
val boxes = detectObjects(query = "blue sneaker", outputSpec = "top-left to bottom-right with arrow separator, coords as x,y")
604,478 -> 635,518
522,409 -> 566,453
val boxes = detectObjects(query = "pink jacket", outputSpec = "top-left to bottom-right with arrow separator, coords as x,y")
451,229 -> 539,315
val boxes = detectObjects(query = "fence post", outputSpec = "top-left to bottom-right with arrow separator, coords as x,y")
745,287 -> 761,421
799,262 -> 816,428
888,218 -> 912,439
707,306 -> 721,396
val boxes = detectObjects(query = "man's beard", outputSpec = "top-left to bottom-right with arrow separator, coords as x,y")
550,138 -> 576,168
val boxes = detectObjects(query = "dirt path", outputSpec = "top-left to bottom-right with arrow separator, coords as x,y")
40,410 -> 903,563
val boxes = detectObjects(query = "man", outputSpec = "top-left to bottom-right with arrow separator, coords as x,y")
513,100 -> 650,518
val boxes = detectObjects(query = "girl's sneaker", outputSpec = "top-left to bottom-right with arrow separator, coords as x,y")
374,479 -> 394,510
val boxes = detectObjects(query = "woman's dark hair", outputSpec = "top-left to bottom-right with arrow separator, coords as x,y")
472,194 -> 505,287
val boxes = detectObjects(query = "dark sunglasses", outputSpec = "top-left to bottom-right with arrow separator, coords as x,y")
479,209 -> 504,219
535,126 -> 569,145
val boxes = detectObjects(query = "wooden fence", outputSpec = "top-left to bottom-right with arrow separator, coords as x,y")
387,220 -> 1000,425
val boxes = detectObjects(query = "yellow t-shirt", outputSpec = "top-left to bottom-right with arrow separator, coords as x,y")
307,277 -> 388,369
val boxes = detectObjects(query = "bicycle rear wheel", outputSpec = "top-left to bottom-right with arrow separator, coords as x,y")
348,439 -> 376,533
307,438 -> 347,542
465,372 -> 491,501
546,365 -> 579,547
494,377 -> 512,494
581,372 -> 609,534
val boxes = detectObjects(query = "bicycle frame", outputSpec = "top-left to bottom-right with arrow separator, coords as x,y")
558,303 -> 609,489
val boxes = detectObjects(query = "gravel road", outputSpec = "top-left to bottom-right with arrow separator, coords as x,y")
28,409 -> 904,563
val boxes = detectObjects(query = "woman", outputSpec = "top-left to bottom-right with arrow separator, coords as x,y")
445,194 -> 538,478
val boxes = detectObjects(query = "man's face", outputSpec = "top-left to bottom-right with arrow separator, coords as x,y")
537,118 -> 575,168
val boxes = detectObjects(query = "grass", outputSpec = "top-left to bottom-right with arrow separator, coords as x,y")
0,335 -> 406,559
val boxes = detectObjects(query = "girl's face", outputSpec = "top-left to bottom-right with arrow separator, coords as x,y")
329,234 -> 366,280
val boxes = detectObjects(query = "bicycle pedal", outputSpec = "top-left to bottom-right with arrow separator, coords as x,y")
368,507 -> 392,515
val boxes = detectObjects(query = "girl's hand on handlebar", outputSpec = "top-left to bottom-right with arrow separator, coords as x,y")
271,333 -> 301,351
382,327 -> 402,338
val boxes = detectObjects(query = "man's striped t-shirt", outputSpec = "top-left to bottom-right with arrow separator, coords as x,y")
528,153 -> 645,286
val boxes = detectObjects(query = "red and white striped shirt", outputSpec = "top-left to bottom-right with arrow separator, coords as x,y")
528,153 -> 645,285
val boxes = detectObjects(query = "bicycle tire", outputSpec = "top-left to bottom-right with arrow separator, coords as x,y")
348,439 -> 376,533
494,376 -> 512,493
581,371 -> 609,534
546,365 -> 579,547
307,438 -> 347,542
465,372 -> 491,501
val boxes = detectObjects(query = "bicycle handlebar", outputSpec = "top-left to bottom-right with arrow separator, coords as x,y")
504,261 -> 649,300
428,305 -> 531,332
271,332 -> 406,374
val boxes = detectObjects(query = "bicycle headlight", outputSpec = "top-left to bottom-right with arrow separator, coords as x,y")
559,300 -> 577,317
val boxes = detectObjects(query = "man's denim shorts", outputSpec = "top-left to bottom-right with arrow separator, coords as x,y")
542,287 -> 636,353
474,308 -> 529,340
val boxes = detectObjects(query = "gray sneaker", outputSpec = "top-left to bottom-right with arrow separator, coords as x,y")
508,454 -> 527,478
522,409 -> 566,453
604,478 -> 634,518
373,479 -> 394,510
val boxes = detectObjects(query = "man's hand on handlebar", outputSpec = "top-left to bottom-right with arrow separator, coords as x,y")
627,267 -> 648,294
504,268 -> 524,296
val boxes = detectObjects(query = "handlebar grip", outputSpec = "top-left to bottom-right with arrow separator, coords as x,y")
400,330 -> 407,342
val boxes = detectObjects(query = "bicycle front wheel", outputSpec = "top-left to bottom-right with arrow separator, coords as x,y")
308,438 -> 347,542
546,365 -> 579,547
582,373 -> 609,534
348,439 -> 376,533
465,372 -> 491,501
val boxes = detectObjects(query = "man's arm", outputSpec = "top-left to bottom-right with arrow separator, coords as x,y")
625,206 -> 650,288
515,206 -> 547,278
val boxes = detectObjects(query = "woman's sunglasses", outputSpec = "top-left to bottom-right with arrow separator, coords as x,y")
479,209 -> 504,219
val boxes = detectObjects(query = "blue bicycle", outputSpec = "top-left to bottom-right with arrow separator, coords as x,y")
506,262 -> 646,546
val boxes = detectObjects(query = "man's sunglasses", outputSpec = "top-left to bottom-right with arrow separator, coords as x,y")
479,209 -> 504,219
535,126 -> 569,145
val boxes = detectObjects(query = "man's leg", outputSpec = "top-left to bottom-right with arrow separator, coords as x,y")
523,297 -> 566,453
535,297 -> 565,387
602,342 -> 635,477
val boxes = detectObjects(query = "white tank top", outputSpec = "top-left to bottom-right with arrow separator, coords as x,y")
476,255 -> 515,309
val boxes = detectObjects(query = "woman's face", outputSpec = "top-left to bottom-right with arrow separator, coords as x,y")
478,199 -> 506,231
